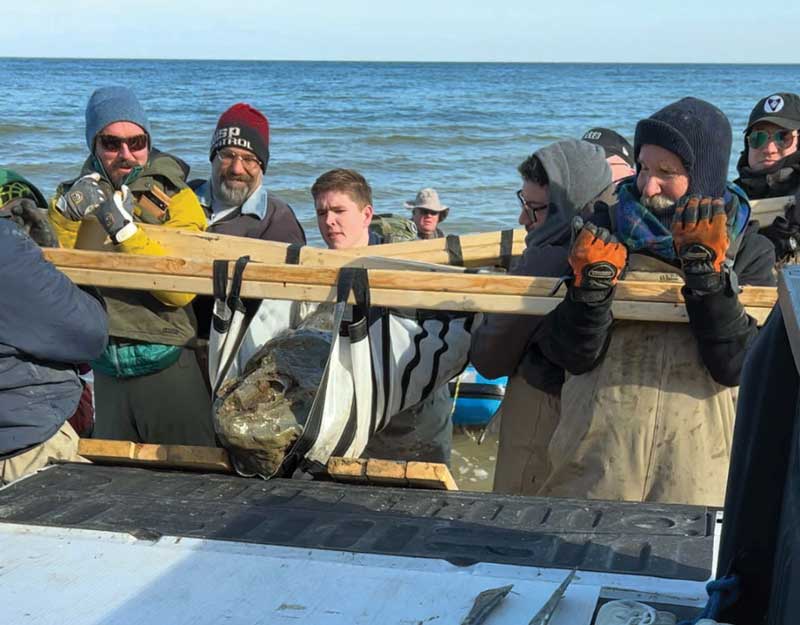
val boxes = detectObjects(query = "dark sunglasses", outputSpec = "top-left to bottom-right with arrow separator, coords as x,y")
414,208 -> 439,217
748,128 -> 795,150
97,133 -> 149,152
516,189 -> 548,223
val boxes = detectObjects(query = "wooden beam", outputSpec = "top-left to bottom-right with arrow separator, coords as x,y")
750,195 -> 793,224
44,248 -> 777,320
326,457 -> 458,491
78,439 -> 234,473
74,218 -> 525,268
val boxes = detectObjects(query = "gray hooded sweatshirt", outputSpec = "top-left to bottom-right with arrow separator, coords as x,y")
470,139 -> 613,393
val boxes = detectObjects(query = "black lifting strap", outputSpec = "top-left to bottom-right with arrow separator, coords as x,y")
445,234 -> 464,266
499,229 -> 514,270
284,244 -> 303,265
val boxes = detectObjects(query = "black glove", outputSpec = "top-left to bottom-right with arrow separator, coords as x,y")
761,215 -> 800,261
55,173 -> 110,221
94,185 -> 136,244
0,197 -> 59,247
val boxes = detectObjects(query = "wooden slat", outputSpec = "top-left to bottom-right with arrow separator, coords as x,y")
78,439 -> 234,473
750,195 -> 793,224
74,218 -> 525,268
44,248 -> 777,323
326,457 -> 458,491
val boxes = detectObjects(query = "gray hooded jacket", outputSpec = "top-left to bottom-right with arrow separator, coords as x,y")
470,140 -> 613,392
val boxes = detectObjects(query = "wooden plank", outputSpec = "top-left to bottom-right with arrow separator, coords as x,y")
44,248 -> 777,323
365,458 -> 409,486
326,457 -> 367,483
73,196 -> 787,270
326,456 -> 457,490
750,195 -> 793,224
405,462 -> 459,491
78,439 -> 234,473
74,218 -> 526,268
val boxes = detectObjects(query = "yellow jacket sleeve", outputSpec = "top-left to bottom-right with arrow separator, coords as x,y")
48,198 -> 81,249
116,188 -> 208,308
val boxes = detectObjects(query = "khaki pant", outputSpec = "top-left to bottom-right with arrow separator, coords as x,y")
540,322 -> 735,506
493,375 -> 560,495
0,422 -> 85,486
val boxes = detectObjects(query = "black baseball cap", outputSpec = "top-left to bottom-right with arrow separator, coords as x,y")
581,127 -> 635,168
745,92 -> 800,133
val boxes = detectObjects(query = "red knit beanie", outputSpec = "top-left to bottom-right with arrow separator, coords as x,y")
210,103 -> 270,172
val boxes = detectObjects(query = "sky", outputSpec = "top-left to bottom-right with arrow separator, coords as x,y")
2,1 -> 799,63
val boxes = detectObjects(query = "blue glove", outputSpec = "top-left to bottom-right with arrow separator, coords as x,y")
55,173 -> 109,221
94,185 -> 137,244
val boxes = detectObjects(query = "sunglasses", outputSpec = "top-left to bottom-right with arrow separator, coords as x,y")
748,128 -> 796,150
516,189 -> 548,223
414,208 -> 439,217
97,133 -> 149,152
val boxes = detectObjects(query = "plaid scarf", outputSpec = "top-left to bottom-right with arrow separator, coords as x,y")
614,182 -> 750,261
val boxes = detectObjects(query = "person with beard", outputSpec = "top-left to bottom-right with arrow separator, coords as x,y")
48,86 -> 215,447
193,103 -> 305,244
470,139 -> 615,494
531,98 -> 776,506
191,104 -> 306,354
734,92 -> 800,264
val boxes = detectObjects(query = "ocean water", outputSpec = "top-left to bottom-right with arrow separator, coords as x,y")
0,59 -> 798,241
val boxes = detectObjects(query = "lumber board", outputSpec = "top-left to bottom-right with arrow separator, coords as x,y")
44,248 -> 777,323
74,217 -> 526,268
326,457 -> 458,491
750,195 -> 793,224
73,196 -> 787,271
78,439 -> 234,473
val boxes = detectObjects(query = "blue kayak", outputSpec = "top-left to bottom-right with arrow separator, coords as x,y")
450,365 -> 506,426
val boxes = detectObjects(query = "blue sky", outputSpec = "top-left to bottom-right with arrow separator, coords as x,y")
4,1 -> 799,63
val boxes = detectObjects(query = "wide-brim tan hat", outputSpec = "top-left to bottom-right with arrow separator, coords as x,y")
404,187 -> 449,213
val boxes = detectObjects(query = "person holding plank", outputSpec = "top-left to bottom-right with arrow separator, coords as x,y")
734,92 -> 800,264
470,139 -> 615,495
0,180 -> 107,484
48,86 -> 215,447
533,97 -> 775,506
312,168 -> 453,463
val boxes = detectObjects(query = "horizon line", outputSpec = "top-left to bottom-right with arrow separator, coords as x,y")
2,55 -> 799,66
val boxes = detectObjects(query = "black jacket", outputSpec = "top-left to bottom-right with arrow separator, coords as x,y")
535,213 -> 776,388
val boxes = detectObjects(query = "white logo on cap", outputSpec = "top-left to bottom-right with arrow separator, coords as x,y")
584,131 -> 603,140
765,95 -> 785,113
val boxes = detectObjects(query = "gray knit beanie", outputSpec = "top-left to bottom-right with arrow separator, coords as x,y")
84,86 -> 151,151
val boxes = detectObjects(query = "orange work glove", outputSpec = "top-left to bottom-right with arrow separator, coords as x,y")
568,220 -> 628,302
672,195 -> 729,292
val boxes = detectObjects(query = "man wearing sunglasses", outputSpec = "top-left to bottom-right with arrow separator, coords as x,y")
48,86 -> 215,448
405,188 -> 448,239
471,139 -> 615,495
735,92 -> 800,263
524,98 -> 775,507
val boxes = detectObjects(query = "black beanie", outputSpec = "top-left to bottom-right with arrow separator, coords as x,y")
634,97 -> 732,197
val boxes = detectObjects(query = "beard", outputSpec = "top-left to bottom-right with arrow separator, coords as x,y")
107,157 -> 141,186
212,169 -> 260,207
641,193 -> 677,214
